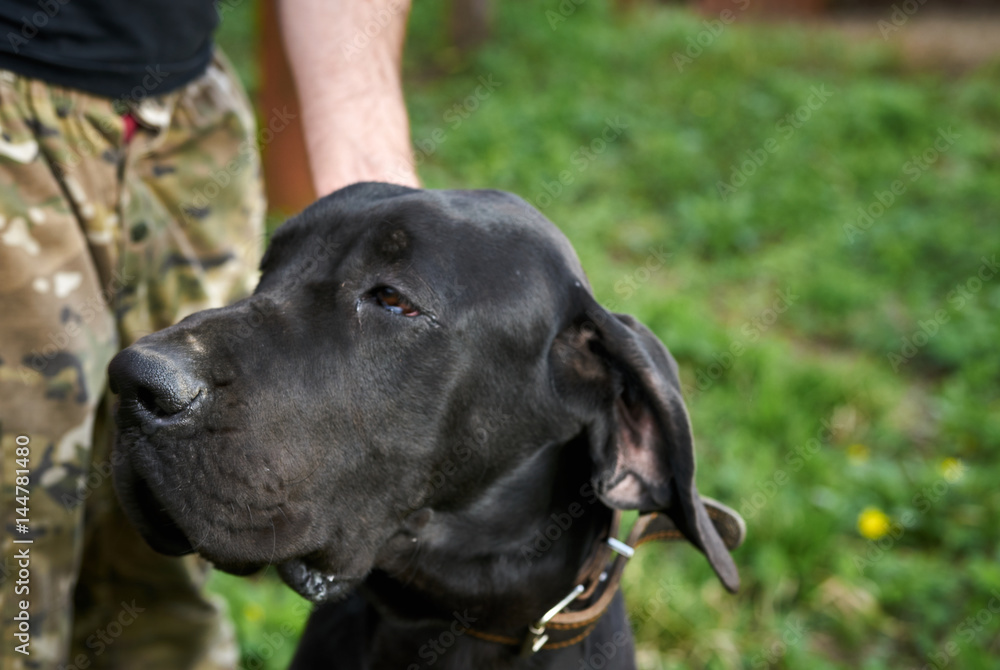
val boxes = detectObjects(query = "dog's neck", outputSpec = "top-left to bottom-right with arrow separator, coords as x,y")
355,434 -> 636,670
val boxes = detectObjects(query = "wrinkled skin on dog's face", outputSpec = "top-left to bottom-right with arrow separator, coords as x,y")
110,184 -> 594,601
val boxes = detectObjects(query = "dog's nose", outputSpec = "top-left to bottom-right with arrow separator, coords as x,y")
108,346 -> 204,422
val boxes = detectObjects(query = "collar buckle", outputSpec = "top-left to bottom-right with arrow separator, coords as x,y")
520,583 -> 586,656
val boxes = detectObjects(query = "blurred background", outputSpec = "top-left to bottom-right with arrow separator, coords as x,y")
208,0 -> 1000,667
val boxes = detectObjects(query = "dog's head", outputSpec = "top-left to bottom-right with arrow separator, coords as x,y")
109,182 -> 740,602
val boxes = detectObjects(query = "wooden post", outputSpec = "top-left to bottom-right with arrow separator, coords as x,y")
450,0 -> 493,52
258,0 -> 316,217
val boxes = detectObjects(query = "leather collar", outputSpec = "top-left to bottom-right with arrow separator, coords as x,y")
465,498 -> 745,656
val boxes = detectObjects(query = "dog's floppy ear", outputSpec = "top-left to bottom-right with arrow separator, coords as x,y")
551,300 -> 743,592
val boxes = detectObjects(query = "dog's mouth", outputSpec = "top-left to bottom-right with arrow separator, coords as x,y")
277,556 -> 360,603
123,471 -> 360,591
115,440 -> 371,589
119,469 -> 197,556
114,457 -> 272,572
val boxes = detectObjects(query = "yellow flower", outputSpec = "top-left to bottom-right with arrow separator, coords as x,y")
847,443 -> 870,465
939,457 -> 965,483
243,602 -> 265,623
857,507 -> 891,540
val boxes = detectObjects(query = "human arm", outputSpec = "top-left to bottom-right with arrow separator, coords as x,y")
277,0 -> 419,196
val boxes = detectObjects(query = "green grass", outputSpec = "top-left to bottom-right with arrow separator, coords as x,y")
214,2 -> 1000,667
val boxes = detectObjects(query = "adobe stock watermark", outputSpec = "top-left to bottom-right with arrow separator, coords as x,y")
748,617 -> 808,668
218,235 -> 348,356
672,0 -> 752,72
545,0 -> 588,31
59,601 -> 146,669
6,0 -> 69,54
886,254 -> 996,372
717,85 -> 833,200
575,629 -> 633,670
627,579 -> 681,626
20,268 -> 136,386
398,408 -> 513,524
917,591 -> 1000,670
52,67 -> 172,177
518,480 -> 603,565
411,76 -> 502,168
684,287 -> 798,396
341,0 -> 409,60
383,75 -> 501,185
738,413 -> 840,521
216,0 -> 248,22
109,66 -> 171,114
58,449 -> 129,511
606,247 -> 671,307
55,136 -> 123,176
182,106 -> 296,220
526,116 -> 629,211
405,610 -> 478,668
877,0 -> 928,40
241,623 -> 299,670
853,459 -> 965,575
572,582 -> 688,670
843,127 -> 959,243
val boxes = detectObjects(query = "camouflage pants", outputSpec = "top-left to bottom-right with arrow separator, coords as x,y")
0,52 -> 265,670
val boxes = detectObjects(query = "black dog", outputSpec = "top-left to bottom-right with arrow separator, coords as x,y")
108,182 -> 744,670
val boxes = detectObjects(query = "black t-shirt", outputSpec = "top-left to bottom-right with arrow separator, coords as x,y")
0,0 -> 218,99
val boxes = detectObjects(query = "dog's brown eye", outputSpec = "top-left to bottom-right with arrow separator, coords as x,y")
373,286 -> 420,317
